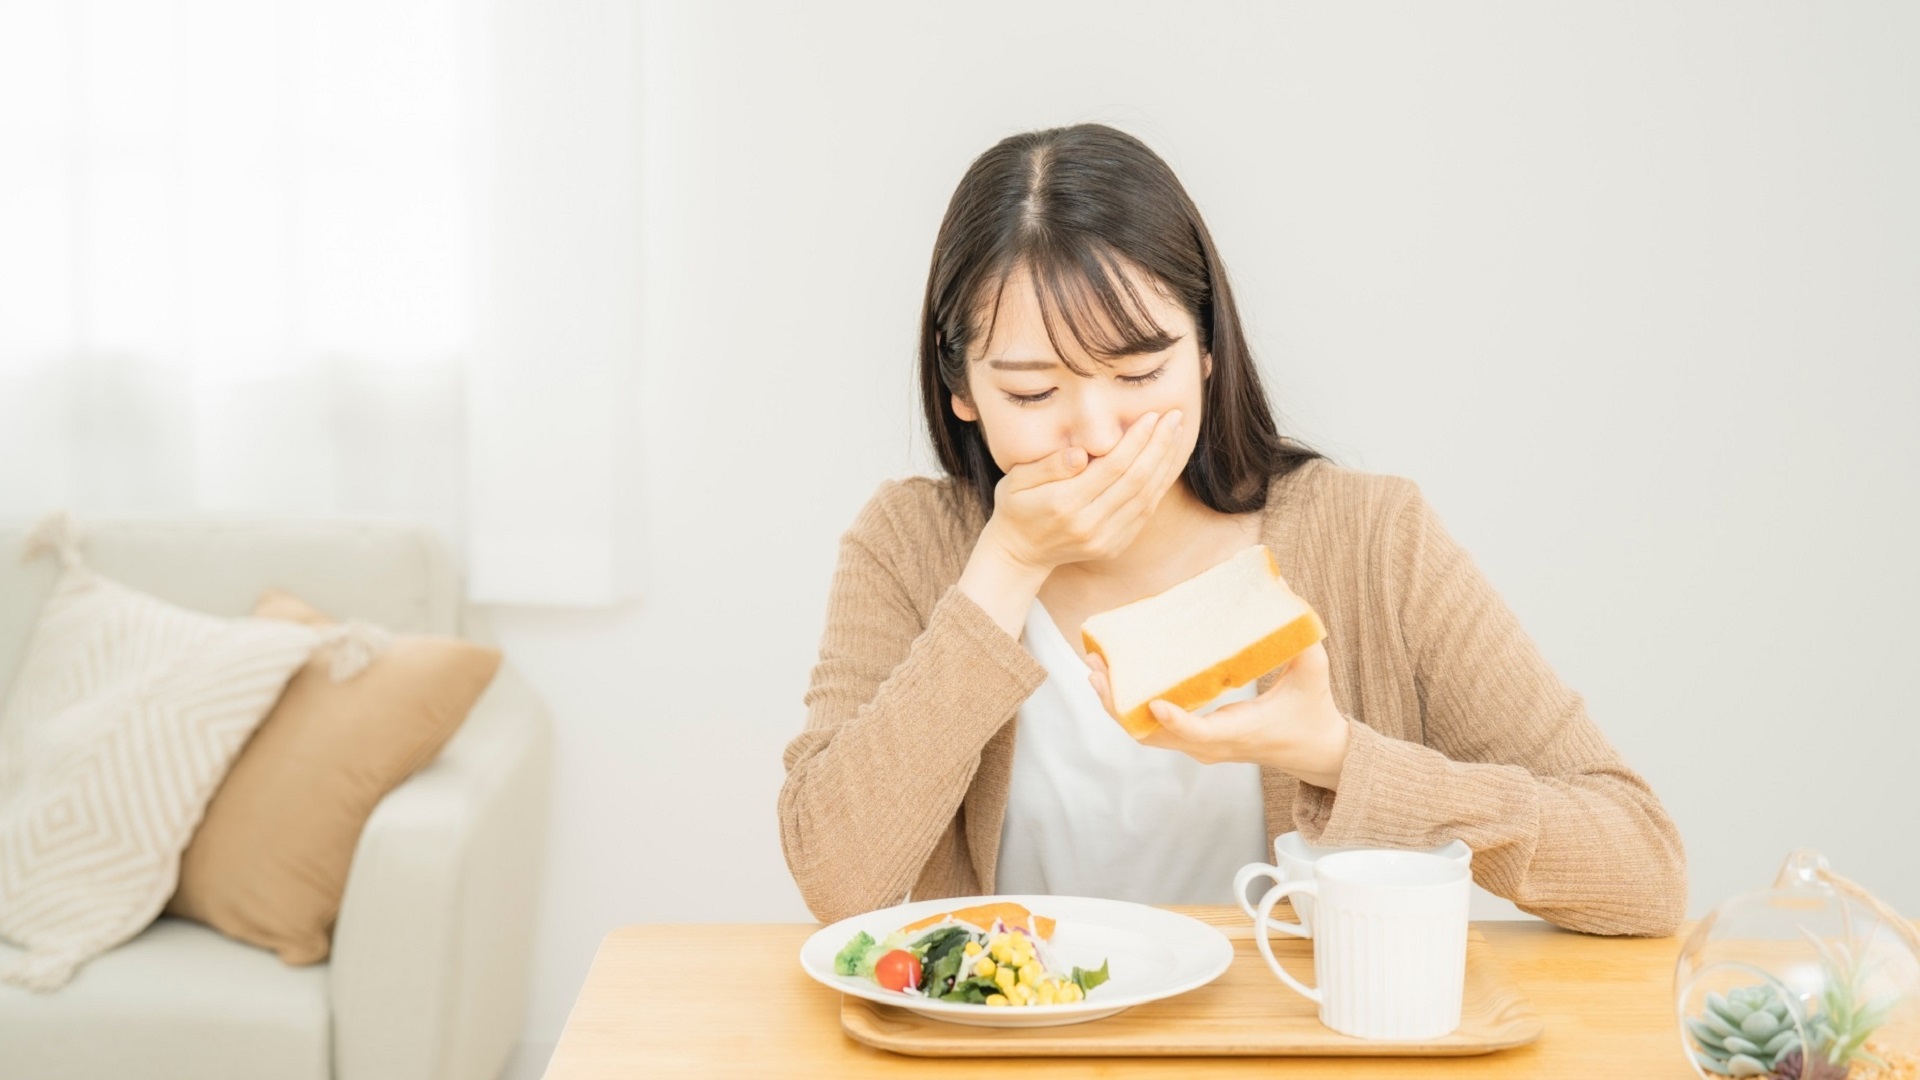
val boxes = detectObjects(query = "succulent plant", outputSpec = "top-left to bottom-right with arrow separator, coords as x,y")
1768,1046 -> 1850,1080
1688,933 -> 1900,1080
1688,985 -> 1803,1077
1798,931 -> 1897,1077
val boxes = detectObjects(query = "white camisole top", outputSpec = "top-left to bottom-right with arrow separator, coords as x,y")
993,599 -> 1269,904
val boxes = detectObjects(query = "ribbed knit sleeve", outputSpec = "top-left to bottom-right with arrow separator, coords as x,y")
1292,481 -> 1688,936
779,483 -> 1047,923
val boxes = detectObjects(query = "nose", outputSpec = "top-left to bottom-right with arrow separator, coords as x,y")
1068,396 -> 1127,459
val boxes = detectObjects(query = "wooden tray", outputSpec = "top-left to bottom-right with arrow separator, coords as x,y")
840,905 -> 1543,1058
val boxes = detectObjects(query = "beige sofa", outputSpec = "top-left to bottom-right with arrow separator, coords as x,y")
0,519 -> 552,1080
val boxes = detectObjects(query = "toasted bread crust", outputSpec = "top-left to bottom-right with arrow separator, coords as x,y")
1096,609 -> 1327,739
900,902 -> 1056,940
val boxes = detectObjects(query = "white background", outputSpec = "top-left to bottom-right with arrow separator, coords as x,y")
489,3 -> 1919,1072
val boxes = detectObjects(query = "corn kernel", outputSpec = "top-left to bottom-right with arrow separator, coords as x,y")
994,967 -> 1017,995
988,933 -> 1009,949
972,957 -> 996,978
1065,983 -> 1084,1002
1037,982 -> 1057,1006
1018,963 -> 1042,987
985,994 -> 1009,1007
990,942 -> 1014,965
1012,983 -> 1035,1005
963,941 -> 983,957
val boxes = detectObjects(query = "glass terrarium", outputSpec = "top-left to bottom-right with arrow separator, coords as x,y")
1677,850 -> 1920,1080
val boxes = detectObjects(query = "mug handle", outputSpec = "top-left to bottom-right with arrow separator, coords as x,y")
1234,862 -> 1309,938
1256,881 -> 1321,1005
1233,862 -> 1280,922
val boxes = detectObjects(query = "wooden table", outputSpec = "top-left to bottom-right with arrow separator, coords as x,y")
542,906 -> 1696,1078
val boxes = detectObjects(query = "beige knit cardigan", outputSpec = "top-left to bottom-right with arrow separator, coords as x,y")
779,458 -> 1686,935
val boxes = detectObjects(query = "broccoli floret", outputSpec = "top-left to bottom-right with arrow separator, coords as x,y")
832,931 -> 875,976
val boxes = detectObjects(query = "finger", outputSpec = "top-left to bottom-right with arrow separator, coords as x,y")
1176,697 -> 1262,737
1083,653 -> 1120,717
1085,409 -> 1185,520
1084,650 -> 1106,678
1074,410 -> 1165,498
1002,445 -> 1090,492
1085,670 -> 1114,717
1281,640 -> 1327,680
1117,413 -> 1190,528
1136,415 -> 1193,514
1144,698 -> 1263,765
1255,640 -> 1328,701
1296,639 -> 1328,673
1145,698 -> 1197,741
1138,699 -> 1206,757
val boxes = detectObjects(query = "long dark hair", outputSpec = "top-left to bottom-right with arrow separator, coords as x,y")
918,124 -> 1326,518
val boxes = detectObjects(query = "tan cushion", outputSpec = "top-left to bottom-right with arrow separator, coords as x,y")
167,590 -> 501,964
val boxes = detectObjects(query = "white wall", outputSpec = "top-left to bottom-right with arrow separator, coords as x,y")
488,2 -> 1920,1071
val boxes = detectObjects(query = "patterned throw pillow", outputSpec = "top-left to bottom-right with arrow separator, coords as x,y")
0,516 -> 379,991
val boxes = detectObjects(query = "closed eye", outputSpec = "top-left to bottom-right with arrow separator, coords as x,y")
1003,363 -> 1168,407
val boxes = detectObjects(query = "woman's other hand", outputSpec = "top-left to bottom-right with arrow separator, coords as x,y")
1085,636 -> 1351,791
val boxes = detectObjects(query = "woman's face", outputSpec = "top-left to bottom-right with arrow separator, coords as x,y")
951,263 -> 1210,475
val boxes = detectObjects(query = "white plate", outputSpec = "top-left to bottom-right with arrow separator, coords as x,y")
799,894 -> 1234,1028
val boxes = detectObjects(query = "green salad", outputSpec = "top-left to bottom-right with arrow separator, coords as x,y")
834,915 -> 1109,1007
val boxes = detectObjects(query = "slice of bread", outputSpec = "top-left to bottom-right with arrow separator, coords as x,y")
1080,545 -> 1325,739
900,901 -> 1056,940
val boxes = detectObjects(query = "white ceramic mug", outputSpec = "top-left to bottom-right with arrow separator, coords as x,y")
1254,849 -> 1471,1040
1233,832 -> 1470,938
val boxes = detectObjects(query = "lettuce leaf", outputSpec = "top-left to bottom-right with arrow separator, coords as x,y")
939,975 -> 1002,1003
1072,960 -> 1111,993
922,944 -> 970,997
909,926 -> 970,962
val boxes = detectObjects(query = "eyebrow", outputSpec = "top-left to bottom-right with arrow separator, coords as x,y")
983,336 -> 1184,371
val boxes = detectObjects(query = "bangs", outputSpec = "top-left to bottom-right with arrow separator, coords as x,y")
976,241 -> 1183,377
922,123 -> 1324,517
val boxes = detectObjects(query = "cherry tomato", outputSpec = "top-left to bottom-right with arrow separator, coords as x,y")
872,949 -> 922,993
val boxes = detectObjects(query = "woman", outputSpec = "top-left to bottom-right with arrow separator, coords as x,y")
779,124 -> 1685,936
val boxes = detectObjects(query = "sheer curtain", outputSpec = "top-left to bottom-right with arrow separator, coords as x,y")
0,0 -> 642,605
